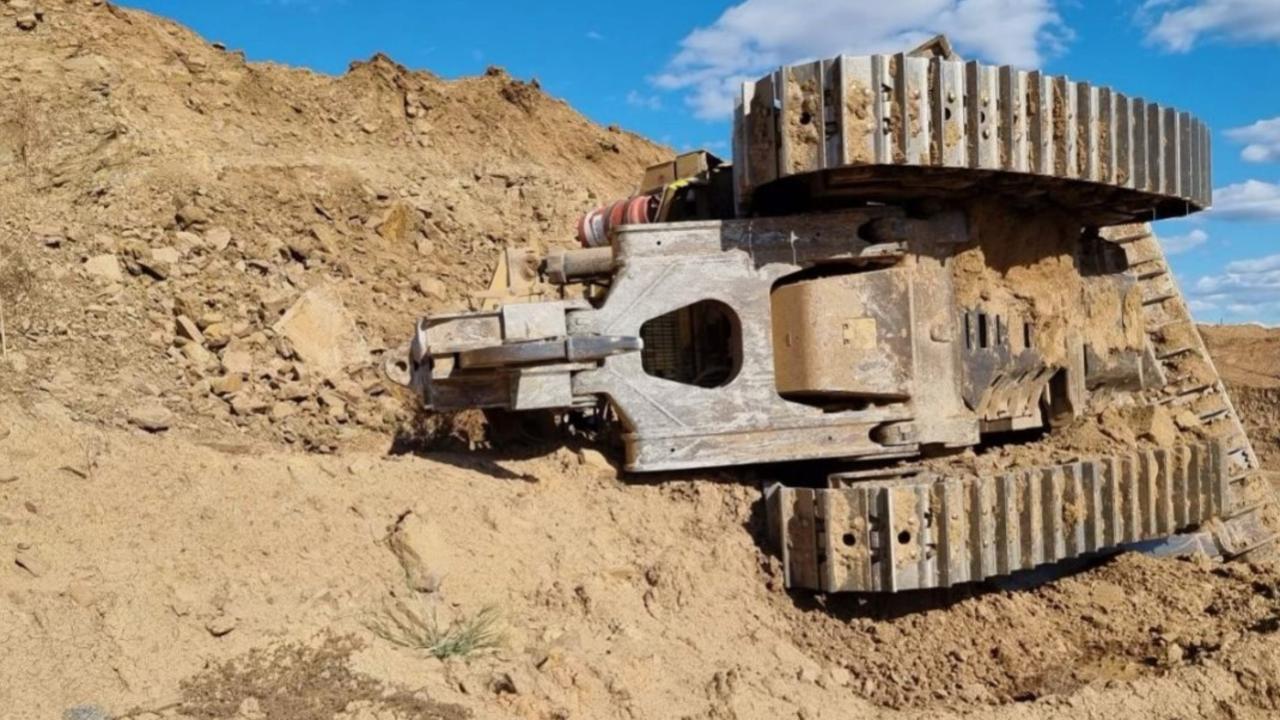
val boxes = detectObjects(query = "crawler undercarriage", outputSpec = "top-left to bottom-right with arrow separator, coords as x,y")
395,39 -> 1277,592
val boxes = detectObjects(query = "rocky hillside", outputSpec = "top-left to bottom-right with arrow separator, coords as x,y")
0,0 -> 666,450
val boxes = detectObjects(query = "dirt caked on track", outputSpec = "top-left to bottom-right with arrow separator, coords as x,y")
4,3 -> 1280,720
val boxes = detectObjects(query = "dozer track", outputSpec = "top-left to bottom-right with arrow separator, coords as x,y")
772,441 -> 1232,593
735,49 -> 1211,223
774,225 -> 1277,593
1114,226 -> 1257,473
1113,225 -> 1275,557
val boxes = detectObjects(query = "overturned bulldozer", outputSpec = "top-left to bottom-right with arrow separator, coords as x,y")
397,39 -> 1276,593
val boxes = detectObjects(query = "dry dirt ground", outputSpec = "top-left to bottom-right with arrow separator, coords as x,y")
1202,325 -> 1280,472
6,3 -> 1280,720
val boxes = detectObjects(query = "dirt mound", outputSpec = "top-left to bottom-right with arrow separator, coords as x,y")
7,3 -> 1280,720
788,553 -> 1280,709
1201,324 -> 1280,390
1201,325 -> 1280,471
0,0 -> 665,451
1233,387 -> 1280,472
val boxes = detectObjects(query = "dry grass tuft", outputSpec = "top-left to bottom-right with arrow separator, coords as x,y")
0,242 -> 36,357
369,597 -> 504,660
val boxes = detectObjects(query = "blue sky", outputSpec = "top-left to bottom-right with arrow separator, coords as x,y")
118,0 -> 1280,324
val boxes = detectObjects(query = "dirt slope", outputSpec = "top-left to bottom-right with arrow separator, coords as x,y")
0,0 -> 666,451
1201,325 -> 1280,472
1201,325 -> 1280,390
9,396 -> 1280,720
6,3 -> 1280,720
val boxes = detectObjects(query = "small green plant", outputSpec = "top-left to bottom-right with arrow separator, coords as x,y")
368,598 -> 503,660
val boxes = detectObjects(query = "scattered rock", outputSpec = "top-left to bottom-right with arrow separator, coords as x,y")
203,322 -> 232,349
1174,409 -> 1202,431
413,275 -> 448,300
489,671 -> 522,695
308,223 -> 339,254
277,381 -> 310,401
318,390 -> 347,420
375,202 -> 416,242
205,613 -> 237,637
204,226 -> 233,251
285,234 -> 317,262
258,288 -> 296,318
174,230 -> 202,250
175,315 -> 205,345
195,312 -> 224,330
153,246 -> 180,264
1132,405 -> 1178,447
273,286 -> 369,381
182,342 -> 215,367
221,348 -> 254,376
176,203 -> 211,229
209,374 -> 244,396
387,511 -> 449,593
33,224 -> 64,246
268,401 -> 297,422
139,247 -> 180,279
230,394 -> 268,416
577,448 -> 615,475
83,254 -> 122,283
16,13 -> 39,31
128,403 -> 174,432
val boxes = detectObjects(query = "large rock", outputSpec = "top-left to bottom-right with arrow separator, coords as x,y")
374,202 -> 416,243
83,254 -> 122,283
128,403 -> 174,432
204,226 -> 232,251
272,286 -> 368,380
386,511 -> 451,593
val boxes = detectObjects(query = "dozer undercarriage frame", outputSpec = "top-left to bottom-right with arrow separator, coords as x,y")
396,39 -> 1277,593
414,209 -> 976,473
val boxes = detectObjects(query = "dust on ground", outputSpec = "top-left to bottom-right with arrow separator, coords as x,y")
6,3 -> 1280,720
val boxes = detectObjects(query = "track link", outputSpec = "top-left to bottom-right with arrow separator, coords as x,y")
1111,224 -> 1277,555
773,442 -> 1233,592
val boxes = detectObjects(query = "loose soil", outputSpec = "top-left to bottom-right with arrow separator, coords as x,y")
4,3 -> 1280,720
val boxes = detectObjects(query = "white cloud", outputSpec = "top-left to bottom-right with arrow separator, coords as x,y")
625,90 -> 663,111
586,30 -> 604,41
1186,252 -> 1280,323
1211,180 -> 1280,221
1225,254 -> 1280,274
1186,297 -> 1217,313
652,0 -> 1069,120
1226,117 -> 1280,164
1161,228 -> 1209,255
1142,0 -> 1280,52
